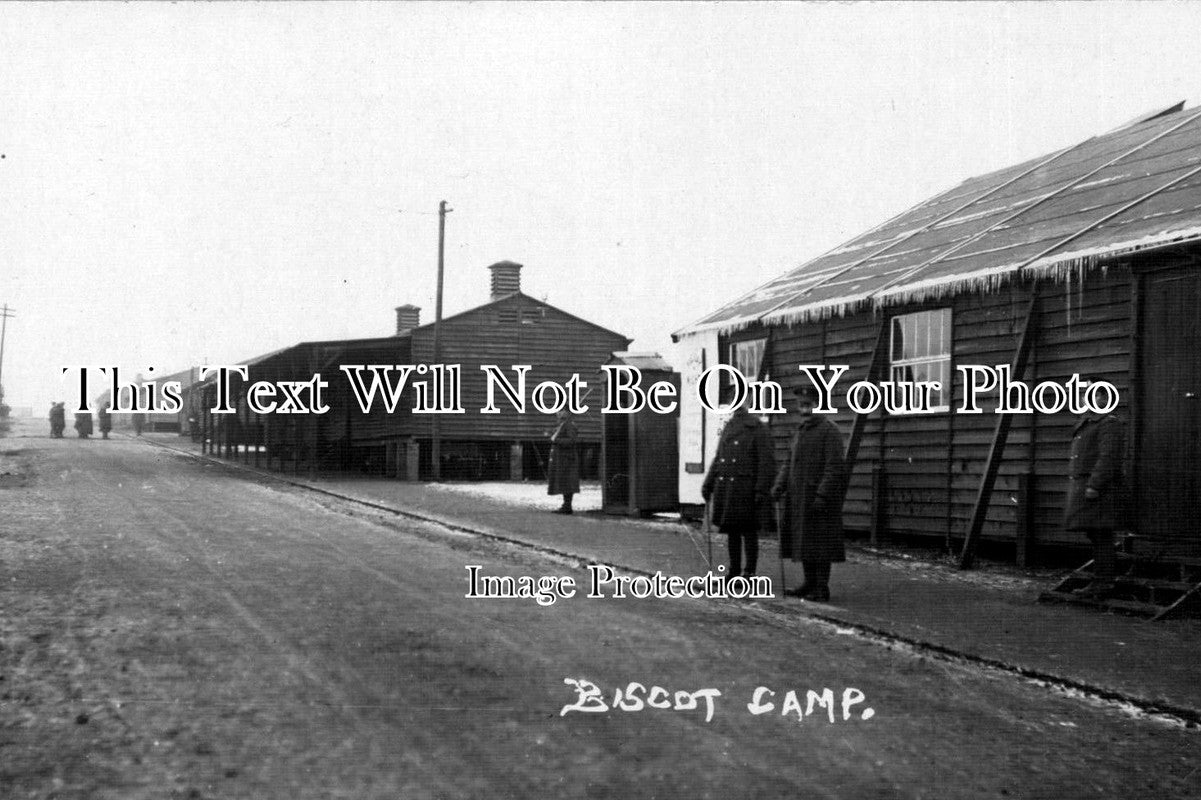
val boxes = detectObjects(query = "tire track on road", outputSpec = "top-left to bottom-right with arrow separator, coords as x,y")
72,461 -> 363,709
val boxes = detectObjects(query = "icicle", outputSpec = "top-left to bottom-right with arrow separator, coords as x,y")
1076,260 -> 1086,331
1065,266 -> 1072,338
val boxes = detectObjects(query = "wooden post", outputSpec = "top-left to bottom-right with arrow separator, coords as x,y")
844,316 -> 890,472
959,292 -> 1039,569
1128,270 -> 1142,535
870,465 -> 888,546
510,443 -> 524,481
1015,471 -> 1035,566
407,438 -> 420,481
308,348 -> 319,477
431,200 -> 450,481
0,305 -> 15,403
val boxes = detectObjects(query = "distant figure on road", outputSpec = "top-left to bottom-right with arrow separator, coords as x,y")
547,410 -> 580,514
98,402 -> 113,439
74,409 -> 94,438
49,402 -> 66,438
772,384 -> 847,602
1064,405 -> 1127,598
131,374 -> 147,436
701,387 -> 774,580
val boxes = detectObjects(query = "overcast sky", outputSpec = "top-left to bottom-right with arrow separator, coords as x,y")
2,2 -> 1199,409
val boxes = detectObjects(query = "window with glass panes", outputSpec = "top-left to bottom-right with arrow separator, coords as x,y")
889,309 -> 951,411
729,339 -> 766,382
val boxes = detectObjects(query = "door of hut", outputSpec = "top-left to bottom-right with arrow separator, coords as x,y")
1138,266 -> 1201,541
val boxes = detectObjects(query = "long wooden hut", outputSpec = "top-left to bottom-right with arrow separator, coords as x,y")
401,262 -> 631,480
674,102 -> 1201,574
200,261 -> 631,481
197,338 -> 411,473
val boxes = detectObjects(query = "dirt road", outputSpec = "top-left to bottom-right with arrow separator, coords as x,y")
1,419 -> 1197,799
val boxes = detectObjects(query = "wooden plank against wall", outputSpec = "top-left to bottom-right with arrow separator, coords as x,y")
845,316 -> 889,471
959,292 -> 1039,569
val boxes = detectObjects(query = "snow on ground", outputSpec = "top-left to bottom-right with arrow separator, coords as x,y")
428,480 -> 604,511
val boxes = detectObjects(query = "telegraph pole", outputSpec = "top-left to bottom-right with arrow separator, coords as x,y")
0,305 -> 14,406
431,200 -> 451,480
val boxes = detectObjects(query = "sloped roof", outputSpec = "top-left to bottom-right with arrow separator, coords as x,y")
187,346 -> 297,387
606,352 -> 674,372
677,101 -> 1201,338
407,291 -> 631,344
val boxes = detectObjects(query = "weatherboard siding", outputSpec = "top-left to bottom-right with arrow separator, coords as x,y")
748,266 -> 1138,552
406,294 -> 631,443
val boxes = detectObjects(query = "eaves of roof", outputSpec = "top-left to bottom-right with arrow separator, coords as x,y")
675,101 -> 1201,340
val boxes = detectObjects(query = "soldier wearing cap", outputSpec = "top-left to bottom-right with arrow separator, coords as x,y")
701,385 -> 775,580
772,383 -> 848,602
1064,402 -> 1127,598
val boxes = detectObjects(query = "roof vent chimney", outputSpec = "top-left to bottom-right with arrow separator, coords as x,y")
394,304 -> 421,335
488,261 -> 523,301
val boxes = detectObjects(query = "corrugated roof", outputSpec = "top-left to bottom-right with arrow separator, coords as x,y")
676,102 -> 1201,339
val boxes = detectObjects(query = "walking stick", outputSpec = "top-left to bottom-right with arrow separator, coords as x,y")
776,499 -> 787,597
704,499 -> 713,570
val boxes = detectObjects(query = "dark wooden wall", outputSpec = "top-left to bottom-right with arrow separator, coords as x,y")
406,293 -> 631,444
243,339 -> 412,447
744,256 -> 1175,554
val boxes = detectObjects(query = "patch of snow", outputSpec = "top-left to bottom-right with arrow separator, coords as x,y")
428,481 -> 604,512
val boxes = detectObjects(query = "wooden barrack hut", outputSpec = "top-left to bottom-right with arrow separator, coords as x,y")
200,261 -> 631,481
674,101 -> 1201,575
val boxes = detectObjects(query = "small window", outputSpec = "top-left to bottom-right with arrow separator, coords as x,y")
729,338 -> 767,381
889,309 -> 951,411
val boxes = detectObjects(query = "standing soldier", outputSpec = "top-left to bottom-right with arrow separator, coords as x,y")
74,409 -> 94,438
49,402 -> 66,438
701,389 -> 774,580
546,410 -> 580,514
1064,405 -> 1127,598
98,401 -> 113,439
772,384 -> 848,602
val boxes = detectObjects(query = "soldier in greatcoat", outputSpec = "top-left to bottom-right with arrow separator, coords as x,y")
1063,408 -> 1127,597
98,402 -> 113,439
701,397 -> 775,579
772,384 -> 848,602
49,402 -> 66,438
74,409 -> 93,438
546,410 -> 581,514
